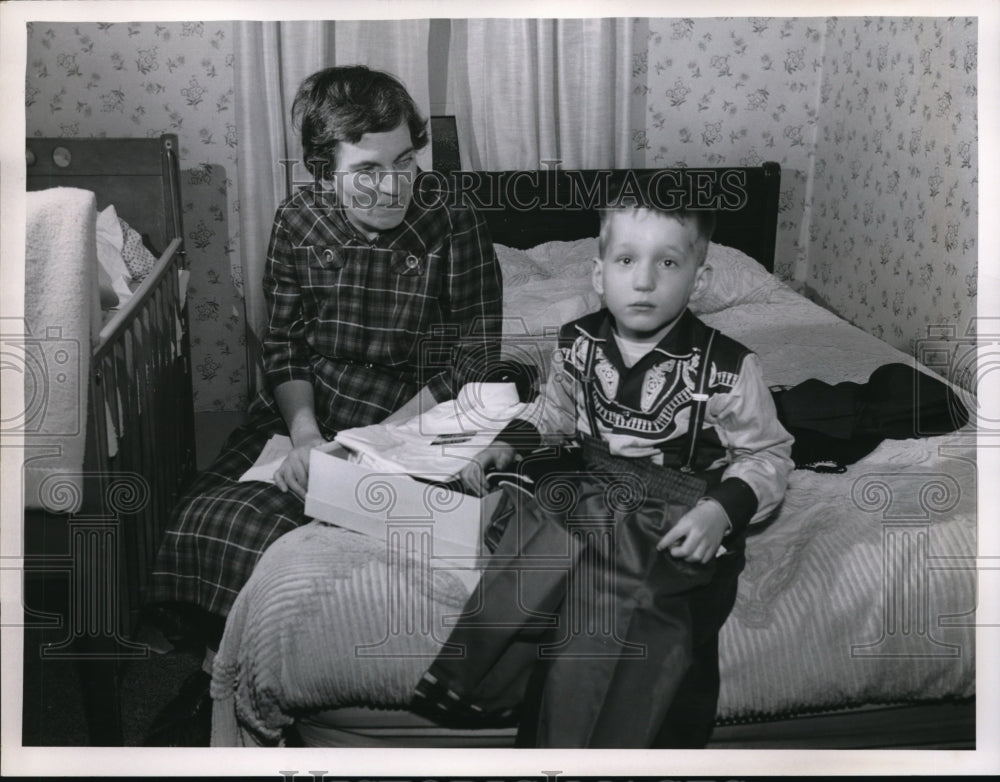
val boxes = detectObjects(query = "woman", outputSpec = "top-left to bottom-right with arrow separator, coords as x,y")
146,65 -> 502,744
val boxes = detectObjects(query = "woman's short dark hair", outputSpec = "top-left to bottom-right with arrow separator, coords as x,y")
291,65 -> 429,177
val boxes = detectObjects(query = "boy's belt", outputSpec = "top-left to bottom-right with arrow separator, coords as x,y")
578,434 -> 707,507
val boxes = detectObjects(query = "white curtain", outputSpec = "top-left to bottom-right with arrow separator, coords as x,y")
332,21 -> 432,159
233,20 -> 431,346
233,21 -> 332,335
448,18 -> 637,170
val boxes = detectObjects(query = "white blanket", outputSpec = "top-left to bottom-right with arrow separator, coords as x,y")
211,523 -> 472,746
23,188 -> 99,513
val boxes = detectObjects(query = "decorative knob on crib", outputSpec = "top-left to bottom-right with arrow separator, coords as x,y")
26,148 -> 36,167
52,146 -> 72,168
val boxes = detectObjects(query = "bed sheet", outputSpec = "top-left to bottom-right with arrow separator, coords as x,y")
211,281 -> 977,745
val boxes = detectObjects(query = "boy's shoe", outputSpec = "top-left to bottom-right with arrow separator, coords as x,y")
410,670 -> 518,729
143,669 -> 212,746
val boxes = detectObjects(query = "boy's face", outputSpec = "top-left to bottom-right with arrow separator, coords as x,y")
329,122 -> 417,239
593,209 -> 708,340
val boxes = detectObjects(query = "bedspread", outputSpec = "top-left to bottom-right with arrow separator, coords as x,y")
211,522 -> 473,745
212,284 -> 978,745
717,433 -> 976,720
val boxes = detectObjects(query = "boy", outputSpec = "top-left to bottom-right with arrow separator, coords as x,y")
415,194 -> 793,748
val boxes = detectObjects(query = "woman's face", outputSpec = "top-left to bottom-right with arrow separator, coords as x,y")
330,123 -> 418,239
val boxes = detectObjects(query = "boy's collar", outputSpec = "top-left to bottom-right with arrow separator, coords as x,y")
575,308 -> 697,358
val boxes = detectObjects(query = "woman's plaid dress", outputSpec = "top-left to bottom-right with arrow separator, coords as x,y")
150,179 -> 502,616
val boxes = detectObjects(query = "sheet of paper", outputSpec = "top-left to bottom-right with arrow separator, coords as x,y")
333,382 -> 527,481
237,433 -> 293,483
238,383 -> 526,484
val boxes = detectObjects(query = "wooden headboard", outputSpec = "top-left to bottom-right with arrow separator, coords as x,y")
444,163 -> 781,272
25,134 -> 184,256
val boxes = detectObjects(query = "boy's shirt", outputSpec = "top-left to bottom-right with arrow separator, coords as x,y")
513,307 -> 794,533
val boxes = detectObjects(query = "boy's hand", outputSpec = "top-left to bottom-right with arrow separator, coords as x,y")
655,498 -> 731,564
456,442 -> 517,497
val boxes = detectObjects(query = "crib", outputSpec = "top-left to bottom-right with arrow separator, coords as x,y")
22,135 -> 196,744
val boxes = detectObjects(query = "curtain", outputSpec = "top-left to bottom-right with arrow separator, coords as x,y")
233,21 -> 331,335
448,18 -> 638,170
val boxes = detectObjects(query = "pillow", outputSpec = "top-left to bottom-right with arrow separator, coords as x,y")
526,237 -> 598,279
119,218 -> 158,282
691,242 -> 784,314
503,276 -> 601,338
95,204 -> 134,309
95,256 -> 119,309
501,253 -> 598,374
494,244 -> 550,287
502,237 -> 782,316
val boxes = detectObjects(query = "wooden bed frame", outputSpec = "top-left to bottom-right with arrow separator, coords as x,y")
288,162 -> 974,750
23,135 -> 196,744
449,163 -> 781,270
294,699 -> 975,749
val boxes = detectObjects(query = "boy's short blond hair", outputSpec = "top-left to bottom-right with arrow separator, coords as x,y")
598,204 -> 717,264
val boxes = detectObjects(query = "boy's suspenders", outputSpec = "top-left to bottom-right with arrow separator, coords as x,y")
580,340 -> 602,441
680,327 -> 716,473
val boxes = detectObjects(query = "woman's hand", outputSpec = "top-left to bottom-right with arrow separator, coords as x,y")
456,442 -> 517,497
273,433 -> 325,499
655,498 -> 731,564
271,379 -> 326,499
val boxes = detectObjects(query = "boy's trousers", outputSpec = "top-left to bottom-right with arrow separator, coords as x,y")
414,446 -> 746,748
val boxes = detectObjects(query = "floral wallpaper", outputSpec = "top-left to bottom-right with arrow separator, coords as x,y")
639,17 -> 978,388
25,21 -> 247,412
807,17 -> 977,386
637,17 -> 826,282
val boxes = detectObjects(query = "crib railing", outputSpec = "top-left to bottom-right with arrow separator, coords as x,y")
88,236 -> 196,633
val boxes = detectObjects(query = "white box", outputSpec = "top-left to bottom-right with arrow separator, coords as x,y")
304,443 -> 503,564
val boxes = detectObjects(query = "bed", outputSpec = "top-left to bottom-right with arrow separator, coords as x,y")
22,135 -> 197,744
210,163 -> 976,749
